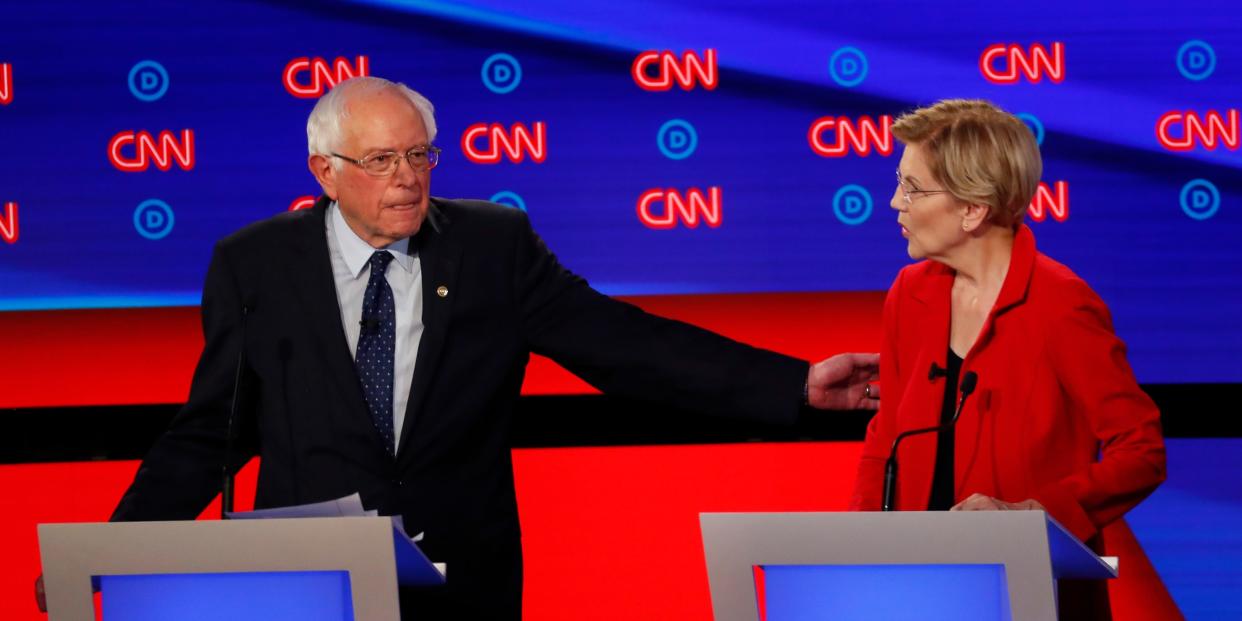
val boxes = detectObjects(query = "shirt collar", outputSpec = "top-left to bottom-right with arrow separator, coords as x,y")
328,201 -> 416,277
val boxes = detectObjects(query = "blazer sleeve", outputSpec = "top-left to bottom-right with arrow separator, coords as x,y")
509,210 -> 808,425
1031,279 -> 1166,542
111,242 -> 259,521
850,268 -> 907,510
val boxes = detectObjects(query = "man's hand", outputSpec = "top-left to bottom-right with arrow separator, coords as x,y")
35,574 -> 46,612
806,352 -> 880,410
950,493 -> 1046,512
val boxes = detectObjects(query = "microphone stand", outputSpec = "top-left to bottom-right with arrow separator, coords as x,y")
881,372 -> 977,512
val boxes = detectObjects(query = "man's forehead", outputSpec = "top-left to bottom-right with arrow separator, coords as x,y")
339,92 -> 426,142
341,87 -> 417,119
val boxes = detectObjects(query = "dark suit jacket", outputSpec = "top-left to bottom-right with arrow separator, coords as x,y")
850,224 -> 1177,620
112,196 -> 807,617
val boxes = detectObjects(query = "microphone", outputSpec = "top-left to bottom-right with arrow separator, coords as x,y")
278,338 -> 301,506
222,304 -> 250,519
360,315 -> 380,331
881,371 -> 978,512
928,362 -> 947,381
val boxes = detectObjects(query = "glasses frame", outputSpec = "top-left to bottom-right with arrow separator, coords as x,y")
895,169 -> 950,207
332,146 -> 442,176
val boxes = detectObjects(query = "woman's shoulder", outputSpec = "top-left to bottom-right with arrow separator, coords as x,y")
1029,252 -> 1108,314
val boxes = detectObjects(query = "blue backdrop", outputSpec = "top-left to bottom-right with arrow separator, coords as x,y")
1,0 -> 1239,383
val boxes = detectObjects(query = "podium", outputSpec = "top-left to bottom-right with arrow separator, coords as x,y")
700,511 -> 1116,621
38,517 -> 445,621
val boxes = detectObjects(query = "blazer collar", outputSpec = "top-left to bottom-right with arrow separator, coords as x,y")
294,197 -> 370,426
398,197 -> 462,461
907,223 -> 1037,316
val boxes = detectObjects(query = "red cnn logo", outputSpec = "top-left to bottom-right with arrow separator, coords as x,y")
288,196 -> 316,211
1156,110 -> 1240,151
0,63 -> 11,105
637,187 -> 722,229
631,49 -> 719,91
283,56 -> 369,99
462,122 -> 546,164
0,202 -> 16,244
980,43 -> 1065,84
1027,181 -> 1069,223
108,130 -> 196,172
809,115 -> 893,157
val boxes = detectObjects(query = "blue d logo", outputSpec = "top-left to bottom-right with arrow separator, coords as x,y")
1015,113 -> 1045,146
489,191 -> 527,212
657,119 -> 698,160
829,47 -> 868,88
832,185 -> 873,226
1179,179 -> 1220,221
482,53 -> 522,94
128,60 -> 169,102
134,199 -> 175,239
1176,40 -> 1215,81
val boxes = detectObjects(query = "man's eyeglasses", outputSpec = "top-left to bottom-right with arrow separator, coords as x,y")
332,146 -> 441,176
895,169 -> 949,206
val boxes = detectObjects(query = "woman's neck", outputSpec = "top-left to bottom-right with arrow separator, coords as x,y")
943,225 -> 1015,291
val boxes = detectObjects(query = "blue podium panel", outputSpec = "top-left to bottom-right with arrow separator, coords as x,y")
763,564 -> 1011,621
99,571 -> 354,621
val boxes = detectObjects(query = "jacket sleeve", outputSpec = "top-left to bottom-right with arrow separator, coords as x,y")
510,210 -> 808,425
111,242 -> 259,521
850,268 -> 907,510
1031,279 -> 1166,542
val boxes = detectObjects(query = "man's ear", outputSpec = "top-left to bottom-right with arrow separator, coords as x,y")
308,154 -> 339,201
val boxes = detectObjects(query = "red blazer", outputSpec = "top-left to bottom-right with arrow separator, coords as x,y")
851,225 -> 1180,619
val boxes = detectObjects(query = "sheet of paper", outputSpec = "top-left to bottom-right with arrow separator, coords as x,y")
225,493 -> 368,519
225,493 -> 444,583
225,493 -> 424,542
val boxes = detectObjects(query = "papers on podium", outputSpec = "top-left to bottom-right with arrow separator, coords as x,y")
227,493 -> 445,583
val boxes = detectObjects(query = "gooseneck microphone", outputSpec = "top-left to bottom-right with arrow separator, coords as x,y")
881,371 -> 978,512
222,304 -> 250,518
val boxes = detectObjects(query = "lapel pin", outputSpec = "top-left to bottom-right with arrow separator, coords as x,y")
436,285 -> 449,298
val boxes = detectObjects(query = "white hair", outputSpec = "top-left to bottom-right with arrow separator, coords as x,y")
306,76 -> 438,168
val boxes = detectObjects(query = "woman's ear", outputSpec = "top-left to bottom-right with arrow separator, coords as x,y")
960,202 -> 991,232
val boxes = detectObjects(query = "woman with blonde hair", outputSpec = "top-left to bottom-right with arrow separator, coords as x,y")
851,99 -> 1181,619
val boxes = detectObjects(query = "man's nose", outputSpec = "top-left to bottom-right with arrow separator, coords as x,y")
392,154 -> 420,185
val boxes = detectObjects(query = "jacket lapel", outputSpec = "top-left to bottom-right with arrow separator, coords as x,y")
397,200 -> 461,459
899,262 -> 954,509
908,261 -> 955,428
292,198 -> 372,438
972,224 -> 1036,352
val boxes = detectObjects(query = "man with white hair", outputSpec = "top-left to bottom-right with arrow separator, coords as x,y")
103,76 -> 880,618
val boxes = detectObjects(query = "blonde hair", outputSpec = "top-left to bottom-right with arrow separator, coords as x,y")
891,99 -> 1041,228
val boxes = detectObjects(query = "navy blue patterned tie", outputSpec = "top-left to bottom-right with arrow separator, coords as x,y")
356,251 -> 397,454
